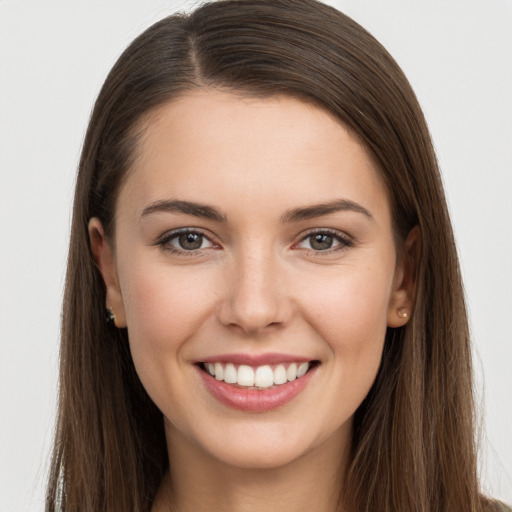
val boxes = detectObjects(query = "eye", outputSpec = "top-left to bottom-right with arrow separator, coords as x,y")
159,229 -> 216,253
296,230 -> 352,252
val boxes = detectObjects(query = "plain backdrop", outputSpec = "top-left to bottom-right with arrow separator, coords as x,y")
0,1 -> 511,510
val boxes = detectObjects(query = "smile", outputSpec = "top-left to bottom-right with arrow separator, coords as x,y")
197,357 -> 319,412
201,361 -> 311,389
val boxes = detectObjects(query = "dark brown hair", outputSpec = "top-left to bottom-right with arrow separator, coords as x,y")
47,1 -> 496,510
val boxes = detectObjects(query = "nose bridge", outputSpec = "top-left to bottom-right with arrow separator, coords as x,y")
219,241 -> 289,334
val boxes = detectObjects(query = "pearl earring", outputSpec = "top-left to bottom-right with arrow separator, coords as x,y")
397,307 -> 408,319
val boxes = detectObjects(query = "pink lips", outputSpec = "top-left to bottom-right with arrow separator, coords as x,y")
201,352 -> 312,366
196,353 -> 317,412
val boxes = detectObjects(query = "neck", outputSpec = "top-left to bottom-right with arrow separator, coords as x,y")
152,420 -> 351,512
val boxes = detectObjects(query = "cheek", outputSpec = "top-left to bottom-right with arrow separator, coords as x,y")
300,268 -> 392,430
303,265 -> 393,345
121,261 -> 214,333
299,260 -> 394,397
117,263 -> 225,431
117,260 -> 219,381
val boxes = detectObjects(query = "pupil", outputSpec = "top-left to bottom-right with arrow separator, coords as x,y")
311,234 -> 333,250
179,233 -> 202,250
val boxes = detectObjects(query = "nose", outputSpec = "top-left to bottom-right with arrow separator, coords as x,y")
217,247 -> 292,336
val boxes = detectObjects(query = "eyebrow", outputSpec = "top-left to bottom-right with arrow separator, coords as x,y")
141,200 -> 227,222
281,199 -> 373,223
140,198 -> 372,223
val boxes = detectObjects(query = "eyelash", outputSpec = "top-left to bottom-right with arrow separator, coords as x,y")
295,228 -> 353,254
156,228 -> 218,257
156,228 -> 353,256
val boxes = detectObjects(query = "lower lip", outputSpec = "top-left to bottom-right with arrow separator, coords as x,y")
197,365 -> 316,412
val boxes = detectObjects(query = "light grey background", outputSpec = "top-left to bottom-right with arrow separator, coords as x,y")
0,1 -> 510,510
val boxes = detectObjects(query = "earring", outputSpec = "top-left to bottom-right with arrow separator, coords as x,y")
107,307 -> 117,325
397,307 -> 408,319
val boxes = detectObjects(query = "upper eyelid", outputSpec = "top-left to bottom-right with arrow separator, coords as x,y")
156,229 -> 219,256
293,228 -> 354,252
153,229 -> 215,252
296,227 -> 352,241
158,227 -> 215,242
155,227 -> 352,247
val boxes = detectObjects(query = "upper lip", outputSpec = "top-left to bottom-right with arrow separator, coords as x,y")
198,353 -> 314,366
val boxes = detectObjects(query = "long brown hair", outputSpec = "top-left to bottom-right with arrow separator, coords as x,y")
47,1 -> 494,510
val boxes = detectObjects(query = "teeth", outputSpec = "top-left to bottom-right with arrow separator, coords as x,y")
237,365 -> 255,386
273,364 -> 287,385
224,363 -> 237,384
255,365 -> 274,388
203,361 -> 312,388
214,362 -> 224,381
297,362 -> 309,378
287,363 -> 297,381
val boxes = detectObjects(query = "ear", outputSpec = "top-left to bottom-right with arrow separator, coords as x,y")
88,218 -> 127,328
387,226 -> 421,328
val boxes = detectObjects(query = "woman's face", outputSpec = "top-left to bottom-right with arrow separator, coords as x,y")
91,89 -> 413,469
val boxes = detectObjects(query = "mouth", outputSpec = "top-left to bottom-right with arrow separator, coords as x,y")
199,360 -> 318,390
196,357 -> 320,412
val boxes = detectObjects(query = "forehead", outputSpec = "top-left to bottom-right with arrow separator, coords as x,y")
118,89 -> 390,224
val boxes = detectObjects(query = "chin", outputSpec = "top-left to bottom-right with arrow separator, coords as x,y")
186,418 -> 347,471
211,441 -> 307,470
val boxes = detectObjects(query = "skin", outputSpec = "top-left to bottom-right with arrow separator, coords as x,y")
89,89 -> 417,512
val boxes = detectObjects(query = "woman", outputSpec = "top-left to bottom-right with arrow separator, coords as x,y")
46,0 -> 509,510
